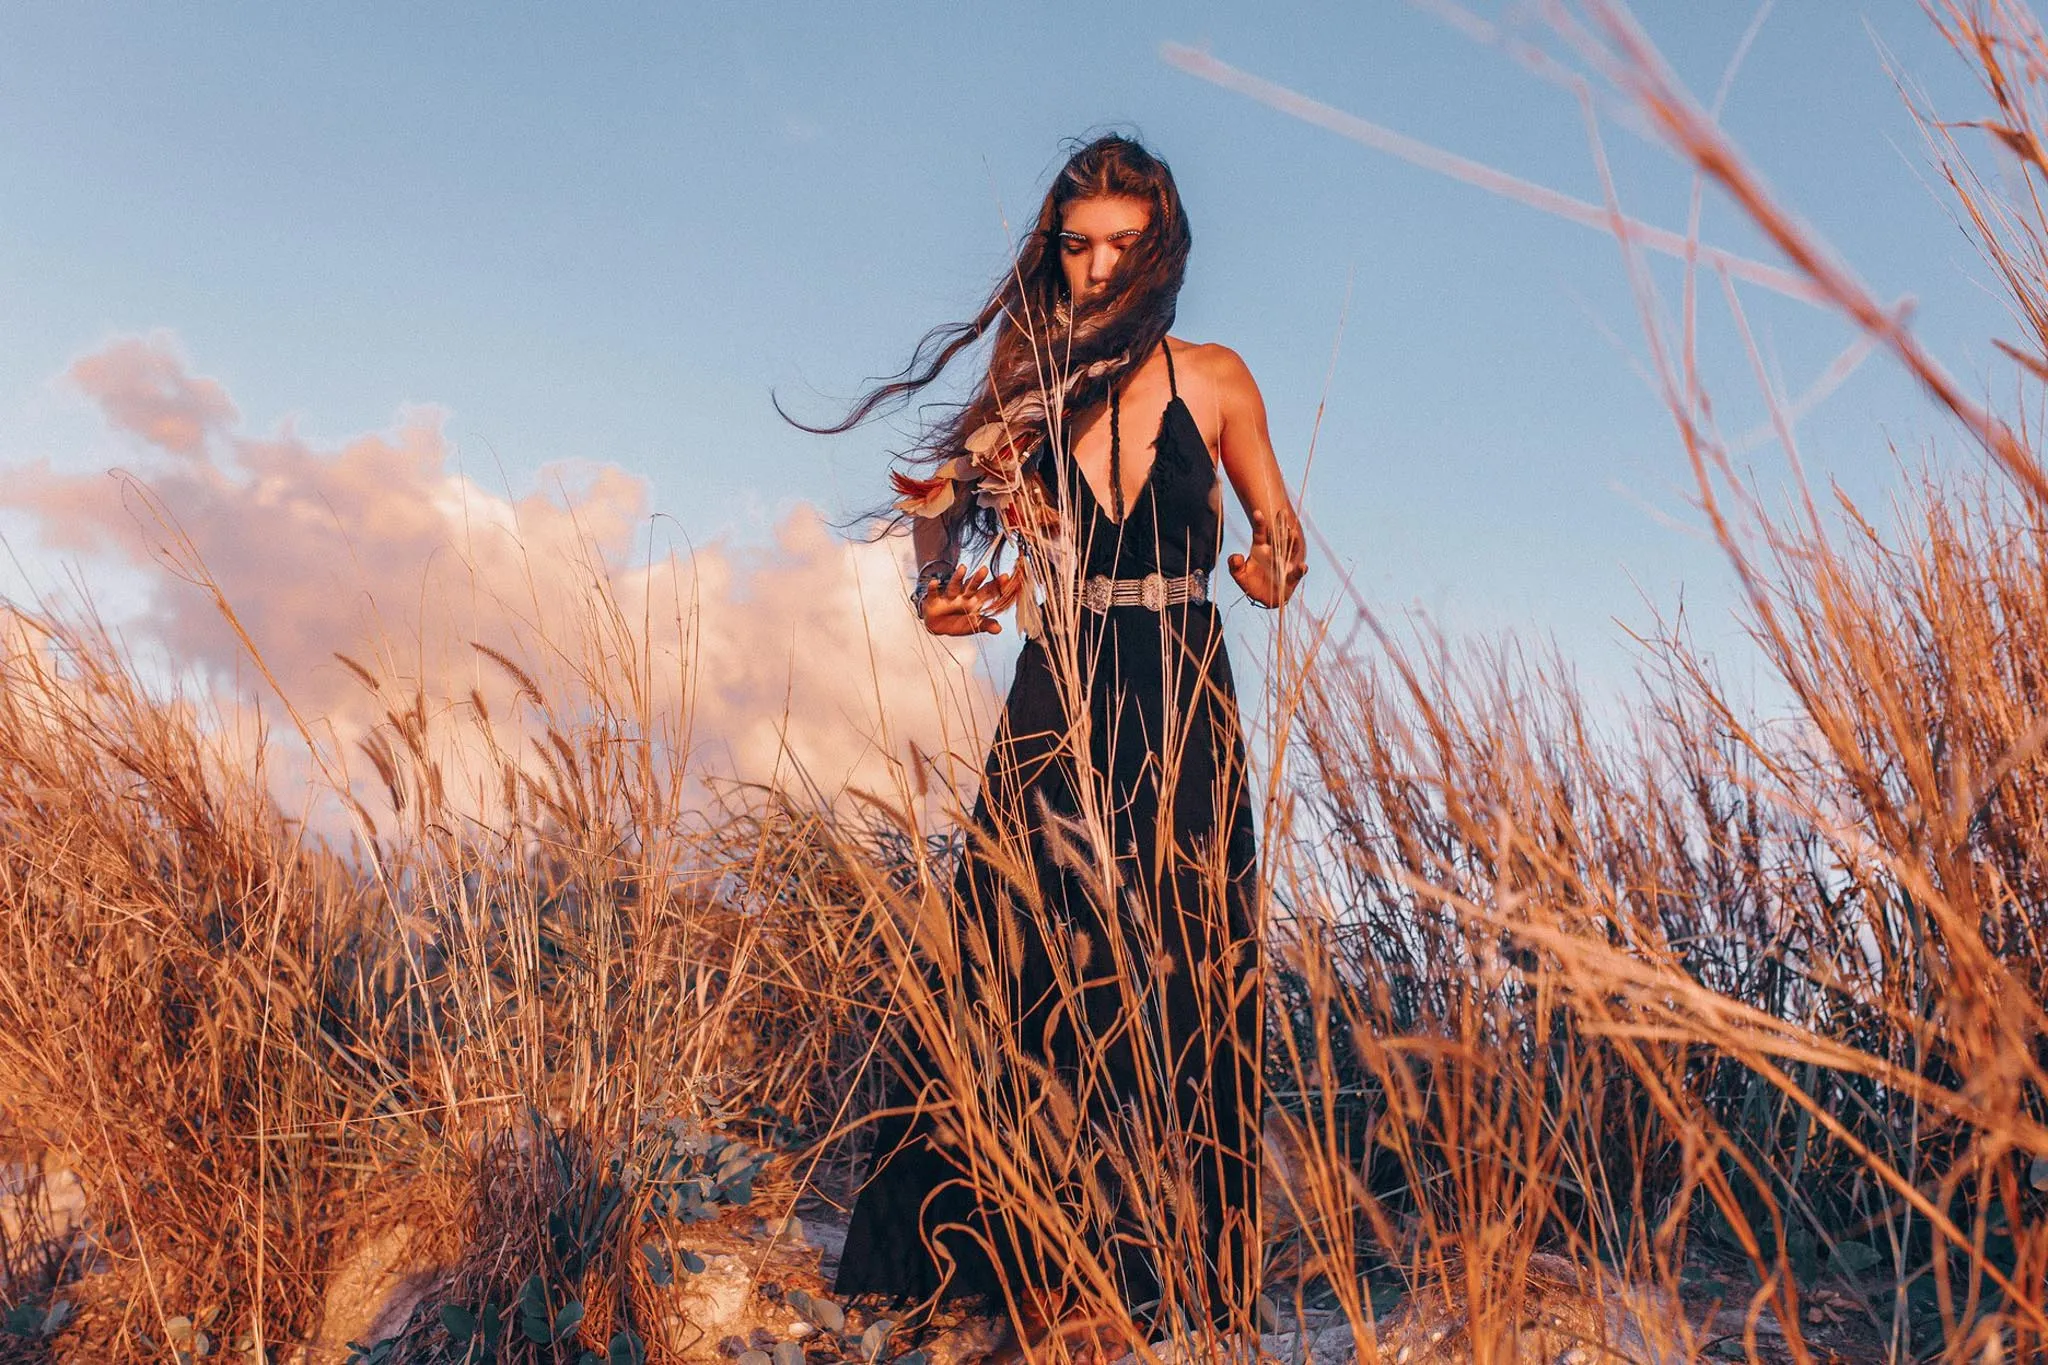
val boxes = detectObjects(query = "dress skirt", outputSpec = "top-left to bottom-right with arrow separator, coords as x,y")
834,594 -> 1262,1327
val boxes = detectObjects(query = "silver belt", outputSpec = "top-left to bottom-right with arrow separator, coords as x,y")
1080,569 -> 1209,613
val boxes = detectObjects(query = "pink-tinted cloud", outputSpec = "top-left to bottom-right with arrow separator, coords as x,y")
65,330 -> 237,459
1,332 -> 994,826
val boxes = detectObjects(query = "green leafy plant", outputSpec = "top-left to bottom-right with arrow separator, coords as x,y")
1,1296 -> 72,1339
639,1125 -> 770,1225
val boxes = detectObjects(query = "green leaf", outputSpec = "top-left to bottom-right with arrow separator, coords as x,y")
609,1329 -> 648,1365
442,1305 -> 477,1341
859,1319 -> 891,1362
520,1273 -> 553,1343
642,1243 -> 674,1286
40,1300 -> 73,1335
1831,1241 -> 1882,1275
810,1296 -> 845,1335
680,1250 -> 705,1274
553,1300 -> 586,1344
775,1340 -> 807,1365
522,1303 -> 556,1345
1787,1229 -> 1821,1283
2032,1154 -> 2048,1191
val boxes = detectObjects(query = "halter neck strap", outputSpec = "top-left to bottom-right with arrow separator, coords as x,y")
1107,337 -> 1172,525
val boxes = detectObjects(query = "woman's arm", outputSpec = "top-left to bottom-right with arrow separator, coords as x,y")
911,512 -> 1019,636
1209,344 -> 1308,608
911,513 -> 957,579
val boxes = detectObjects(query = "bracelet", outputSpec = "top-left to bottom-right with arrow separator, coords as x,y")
909,558 -> 955,617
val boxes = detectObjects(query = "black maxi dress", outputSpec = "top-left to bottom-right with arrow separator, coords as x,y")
836,339 -> 1262,1325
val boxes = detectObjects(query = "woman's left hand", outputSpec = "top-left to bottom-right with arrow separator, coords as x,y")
1227,508 -> 1307,608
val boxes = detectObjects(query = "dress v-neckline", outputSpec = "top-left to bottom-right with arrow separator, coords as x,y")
1076,396 -> 1185,528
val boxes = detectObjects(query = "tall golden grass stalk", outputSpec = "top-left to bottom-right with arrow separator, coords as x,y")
6,6 -> 2048,1365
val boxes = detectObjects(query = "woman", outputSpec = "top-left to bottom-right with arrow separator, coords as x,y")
798,134 -> 1305,1354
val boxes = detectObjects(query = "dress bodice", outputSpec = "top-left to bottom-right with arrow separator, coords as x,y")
1035,339 -> 1219,580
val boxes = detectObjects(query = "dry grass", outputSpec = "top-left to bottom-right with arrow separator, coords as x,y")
5,4 -> 2048,1364
0,596 -> 907,1361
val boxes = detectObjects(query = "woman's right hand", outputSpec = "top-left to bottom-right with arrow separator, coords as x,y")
922,564 -> 1022,635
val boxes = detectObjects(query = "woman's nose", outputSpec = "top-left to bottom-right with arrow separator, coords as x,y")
1089,248 -> 1118,284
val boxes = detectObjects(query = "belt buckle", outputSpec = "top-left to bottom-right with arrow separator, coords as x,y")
1083,576 -> 1113,612
1189,570 -> 1208,604
1140,572 -> 1167,611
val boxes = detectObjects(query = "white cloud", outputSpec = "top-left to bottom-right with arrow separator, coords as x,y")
0,331 -> 996,832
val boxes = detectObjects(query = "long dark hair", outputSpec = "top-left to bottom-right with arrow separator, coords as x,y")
782,132 -> 1193,556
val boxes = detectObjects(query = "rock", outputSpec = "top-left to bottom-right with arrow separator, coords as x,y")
305,1226 -> 446,1365
758,1213 -> 809,1248
1369,1254 -> 1687,1365
1231,1257 -> 1697,1365
0,1153 -> 89,1263
924,1315 -> 1008,1365
797,1209 -> 849,1275
1258,1314 -> 1358,1365
1703,1302 -> 1789,1358
657,1252 -> 754,1360
1104,1333 -> 1273,1365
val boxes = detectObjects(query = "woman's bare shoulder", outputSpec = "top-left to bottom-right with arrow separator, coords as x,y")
1167,337 -> 1261,396
1179,339 -> 1253,386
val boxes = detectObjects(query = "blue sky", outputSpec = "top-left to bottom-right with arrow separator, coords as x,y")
0,1 -> 2015,703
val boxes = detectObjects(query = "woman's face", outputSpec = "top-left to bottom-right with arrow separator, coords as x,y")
1057,194 -> 1152,309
